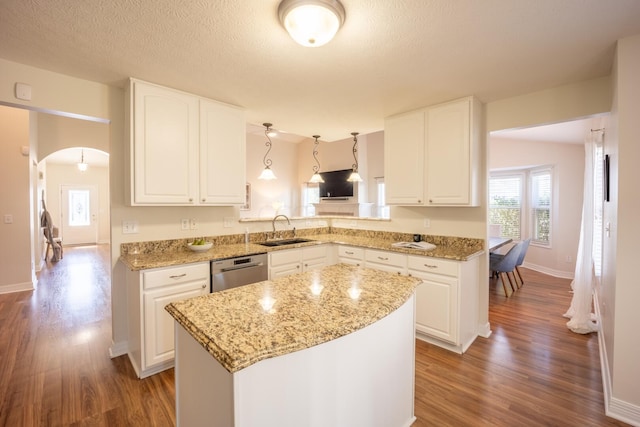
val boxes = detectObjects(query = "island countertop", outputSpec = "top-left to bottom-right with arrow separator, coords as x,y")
165,263 -> 421,373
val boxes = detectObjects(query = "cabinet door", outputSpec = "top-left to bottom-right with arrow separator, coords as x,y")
412,274 -> 459,344
270,262 -> 302,279
200,99 -> 246,205
425,98 -> 472,205
384,110 -> 425,205
132,80 -> 199,204
143,280 -> 209,369
303,258 -> 328,272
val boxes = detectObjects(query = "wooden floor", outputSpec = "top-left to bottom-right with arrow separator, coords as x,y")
0,246 -> 629,426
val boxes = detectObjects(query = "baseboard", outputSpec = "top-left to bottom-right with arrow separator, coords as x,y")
109,340 -> 129,358
477,322 -> 492,338
608,398 -> 640,426
594,292 -> 640,426
522,261 -> 574,279
415,330 -> 479,354
0,281 -> 34,294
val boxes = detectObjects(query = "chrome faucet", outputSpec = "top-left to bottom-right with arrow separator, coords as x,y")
272,214 -> 290,239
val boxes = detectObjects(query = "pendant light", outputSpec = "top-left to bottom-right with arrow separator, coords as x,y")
77,149 -> 88,172
347,132 -> 363,182
258,123 -> 277,180
278,0 -> 346,47
309,135 -> 324,183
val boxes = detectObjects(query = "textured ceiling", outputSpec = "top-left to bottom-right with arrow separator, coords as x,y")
1,0 -> 640,142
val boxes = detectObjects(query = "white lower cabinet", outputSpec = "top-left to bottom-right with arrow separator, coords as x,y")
364,248 -> 407,275
269,245 -> 330,279
408,255 -> 479,353
127,262 -> 209,378
337,245 -> 365,266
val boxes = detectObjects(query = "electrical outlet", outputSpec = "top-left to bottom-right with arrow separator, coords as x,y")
423,218 -> 431,228
565,255 -> 573,263
122,220 -> 139,234
181,219 -> 189,230
3,214 -> 13,224
223,217 -> 234,228
318,220 -> 327,227
190,218 -> 197,230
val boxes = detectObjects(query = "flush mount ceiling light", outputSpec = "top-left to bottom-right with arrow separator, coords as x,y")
258,123 -> 277,180
309,135 -> 325,183
278,0 -> 346,47
77,149 -> 88,172
347,132 -> 363,182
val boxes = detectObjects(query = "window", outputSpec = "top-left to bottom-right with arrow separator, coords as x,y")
301,182 -> 319,217
489,166 -> 553,247
68,189 -> 90,226
530,168 -> 552,246
375,177 -> 390,219
489,174 -> 523,240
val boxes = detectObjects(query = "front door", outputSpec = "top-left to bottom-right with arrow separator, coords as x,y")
61,185 -> 98,245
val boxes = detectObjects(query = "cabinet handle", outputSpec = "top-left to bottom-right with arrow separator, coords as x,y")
423,264 -> 438,269
169,273 -> 187,279
189,198 -> 193,202
418,200 -> 422,203
296,265 -> 300,269
201,284 -> 207,289
377,256 -> 389,261
304,263 -> 308,267
202,198 -> 206,202
428,199 -> 433,203
345,251 -> 354,255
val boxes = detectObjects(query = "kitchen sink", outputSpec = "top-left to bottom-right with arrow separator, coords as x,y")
257,238 -> 314,247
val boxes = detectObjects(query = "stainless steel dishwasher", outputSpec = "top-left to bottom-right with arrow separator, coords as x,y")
210,253 -> 268,292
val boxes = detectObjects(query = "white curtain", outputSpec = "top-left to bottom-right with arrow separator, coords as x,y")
563,133 -> 600,334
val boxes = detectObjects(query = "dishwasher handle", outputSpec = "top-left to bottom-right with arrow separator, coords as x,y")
218,262 -> 264,273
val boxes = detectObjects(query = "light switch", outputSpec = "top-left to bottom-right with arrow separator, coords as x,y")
181,219 -> 189,230
4,214 -> 13,224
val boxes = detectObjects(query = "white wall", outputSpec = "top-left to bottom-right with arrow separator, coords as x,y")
489,137 -> 584,277
0,106 -> 33,293
244,132 -> 300,218
37,113 -> 110,158
44,163 -> 111,244
599,33 -> 640,421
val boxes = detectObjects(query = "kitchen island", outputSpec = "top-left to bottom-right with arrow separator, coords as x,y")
165,263 -> 422,427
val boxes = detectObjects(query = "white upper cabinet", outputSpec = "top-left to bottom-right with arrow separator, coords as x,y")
384,110 -> 425,205
199,98 -> 246,205
131,80 -> 199,205
384,96 -> 482,207
128,79 -> 246,206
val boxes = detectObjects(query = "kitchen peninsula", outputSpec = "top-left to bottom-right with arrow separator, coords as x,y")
165,263 -> 422,427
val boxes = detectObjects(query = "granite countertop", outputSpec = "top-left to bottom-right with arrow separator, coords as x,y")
165,263 -> 422,373
120,232 -> 484,271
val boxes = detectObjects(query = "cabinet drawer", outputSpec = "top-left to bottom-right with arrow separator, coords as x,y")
143,263 -> 210,290
338,245 -> 364,260
407,255 -> 458,277
365,249 -> 406,268
269,249 -> 300,267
